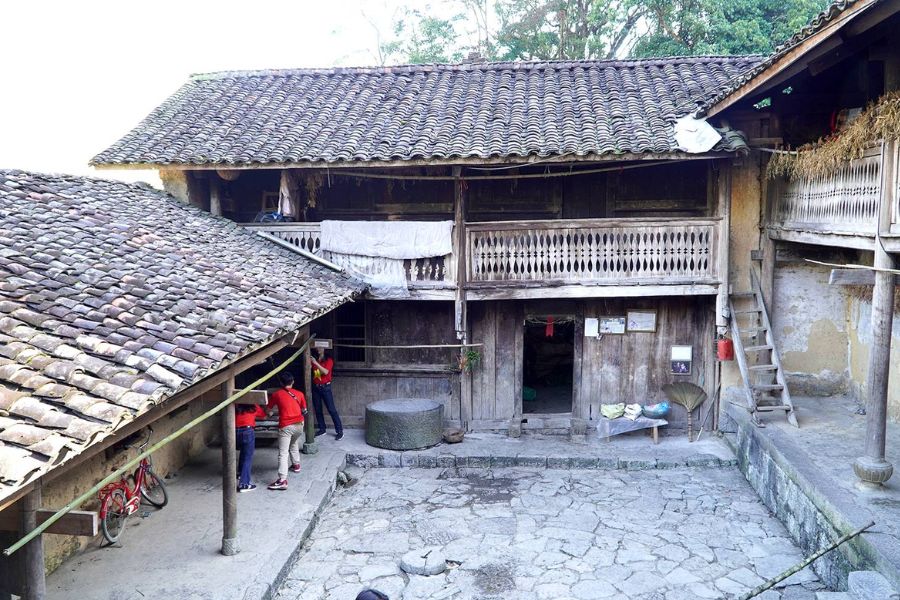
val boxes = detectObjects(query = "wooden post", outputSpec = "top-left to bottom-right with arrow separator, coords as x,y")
210,177 -> 223,217
453,166 -> 472,431
715,162 -> 732,330
220,378 -> 238,556
302,327 -> 317,455
22,488 -> 45,600
759,158 -> 777,309
854,140 -> 896,487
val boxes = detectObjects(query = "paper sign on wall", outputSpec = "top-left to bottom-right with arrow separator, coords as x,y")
584,318 -> 599,337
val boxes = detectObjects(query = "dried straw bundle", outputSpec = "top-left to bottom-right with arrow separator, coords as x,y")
768,91 -> 900,180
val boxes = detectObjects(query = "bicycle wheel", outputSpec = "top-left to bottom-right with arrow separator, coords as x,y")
139,469 -> 168,508
101,488 -> 128,544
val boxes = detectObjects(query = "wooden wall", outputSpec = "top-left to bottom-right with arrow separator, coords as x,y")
466,297 -> 716,432
220,161 -> 712,223
310,300 -> 462,427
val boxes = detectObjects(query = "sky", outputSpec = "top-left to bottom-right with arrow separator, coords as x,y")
0,0 -> 411,186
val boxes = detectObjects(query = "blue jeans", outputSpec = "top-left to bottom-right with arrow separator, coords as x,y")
312,384 -> 342,434
236,426 -> 255,487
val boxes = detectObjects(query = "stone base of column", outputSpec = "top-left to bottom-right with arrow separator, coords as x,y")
302,442 -> 319,455
221,537 -> 239,556
853,455 -> 893,487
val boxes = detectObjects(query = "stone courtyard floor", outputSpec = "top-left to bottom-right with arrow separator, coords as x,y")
275,466 -> 827,600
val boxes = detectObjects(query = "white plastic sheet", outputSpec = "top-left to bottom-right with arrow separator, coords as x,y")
320,220 -> 453,259
319,220 -> 454,296
674,116 -> 722,154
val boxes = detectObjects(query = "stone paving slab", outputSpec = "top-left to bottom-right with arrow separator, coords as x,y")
45,444 -> 345,600
275,466 -> 829,600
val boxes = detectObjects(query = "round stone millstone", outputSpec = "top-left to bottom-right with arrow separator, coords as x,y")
399,548 -> 447,576
365,398 -> 443,450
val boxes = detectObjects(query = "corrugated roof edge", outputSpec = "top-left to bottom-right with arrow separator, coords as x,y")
190,54 -> 765,81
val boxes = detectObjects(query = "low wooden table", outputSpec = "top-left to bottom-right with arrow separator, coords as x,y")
598,416 -> 668,444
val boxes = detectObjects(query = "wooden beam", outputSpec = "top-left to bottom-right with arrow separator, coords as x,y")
0,510 -> 97,537
465,283 -> 719,301
828,268 -> 900,286
220,378 -> 238,556
766,227 -> 876,251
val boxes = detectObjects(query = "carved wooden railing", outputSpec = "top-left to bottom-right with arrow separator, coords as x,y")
772,145 -> 882,235
466,218 -> 721,285
243,223 -> 454,287
243,223 -> 321,253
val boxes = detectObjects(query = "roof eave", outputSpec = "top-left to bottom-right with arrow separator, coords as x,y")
704,0 -> 880,118
91,150 -> 742,172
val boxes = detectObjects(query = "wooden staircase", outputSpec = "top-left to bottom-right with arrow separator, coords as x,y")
729,268 -> 798,427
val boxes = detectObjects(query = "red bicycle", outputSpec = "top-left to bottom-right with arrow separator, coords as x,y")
98,430 -> 169,543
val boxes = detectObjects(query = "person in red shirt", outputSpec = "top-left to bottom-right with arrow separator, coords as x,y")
265,372 -> 307,491
311,348 -> 343,440
235,403 -> 266,492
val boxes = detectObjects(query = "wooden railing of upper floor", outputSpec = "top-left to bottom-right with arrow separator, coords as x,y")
768,140 -> 900,249
465,218 -> 721,286
242,223 -> 454,288
244,217 -> 723,295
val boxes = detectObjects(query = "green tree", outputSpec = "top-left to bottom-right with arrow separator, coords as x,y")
375,0 -> 831,64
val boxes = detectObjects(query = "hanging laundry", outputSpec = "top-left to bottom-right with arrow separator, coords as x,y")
545,316 -> 554,338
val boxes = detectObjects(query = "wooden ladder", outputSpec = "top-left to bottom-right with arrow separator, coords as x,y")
729,267 -> 799,427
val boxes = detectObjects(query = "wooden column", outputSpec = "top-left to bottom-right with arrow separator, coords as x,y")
854,140 -> 896,487
453,167 -> 472,431
759,158 -> 777,309
220,378 -> 238,555
715,162 -> 732,330
22,488 -> 45,600
302,328 -> 317,455
210,177 -> 223,217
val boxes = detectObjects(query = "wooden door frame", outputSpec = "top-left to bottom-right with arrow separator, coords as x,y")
519,311 -> 578,419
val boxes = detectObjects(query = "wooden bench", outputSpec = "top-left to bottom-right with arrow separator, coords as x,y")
597,416 -> 668,444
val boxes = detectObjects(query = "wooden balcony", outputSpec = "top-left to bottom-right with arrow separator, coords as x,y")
244,218 -> 724,300
465,218 -> 722,299
768,141 -> 900,251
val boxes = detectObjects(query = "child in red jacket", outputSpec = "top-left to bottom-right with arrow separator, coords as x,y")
235,403 -> 266,492
265,372 -> 307,491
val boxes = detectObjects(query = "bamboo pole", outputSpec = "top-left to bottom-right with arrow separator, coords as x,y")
738,521 -> 875,600
2,336 -> 313,557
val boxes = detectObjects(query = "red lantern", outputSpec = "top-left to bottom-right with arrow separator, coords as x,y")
717,337 -> 734,361
545,316 -> 555,337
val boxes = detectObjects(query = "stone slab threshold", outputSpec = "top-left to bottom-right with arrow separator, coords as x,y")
722,402 -> 900,594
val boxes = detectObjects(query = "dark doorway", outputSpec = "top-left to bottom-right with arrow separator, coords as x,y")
522,316 -> 575,414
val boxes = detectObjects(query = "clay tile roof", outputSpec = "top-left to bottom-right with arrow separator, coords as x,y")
91,56 -> 762,168
0,169 -> 365,502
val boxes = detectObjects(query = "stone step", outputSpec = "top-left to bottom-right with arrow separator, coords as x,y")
848,570 -> 900,600
815,592 -> 854,600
